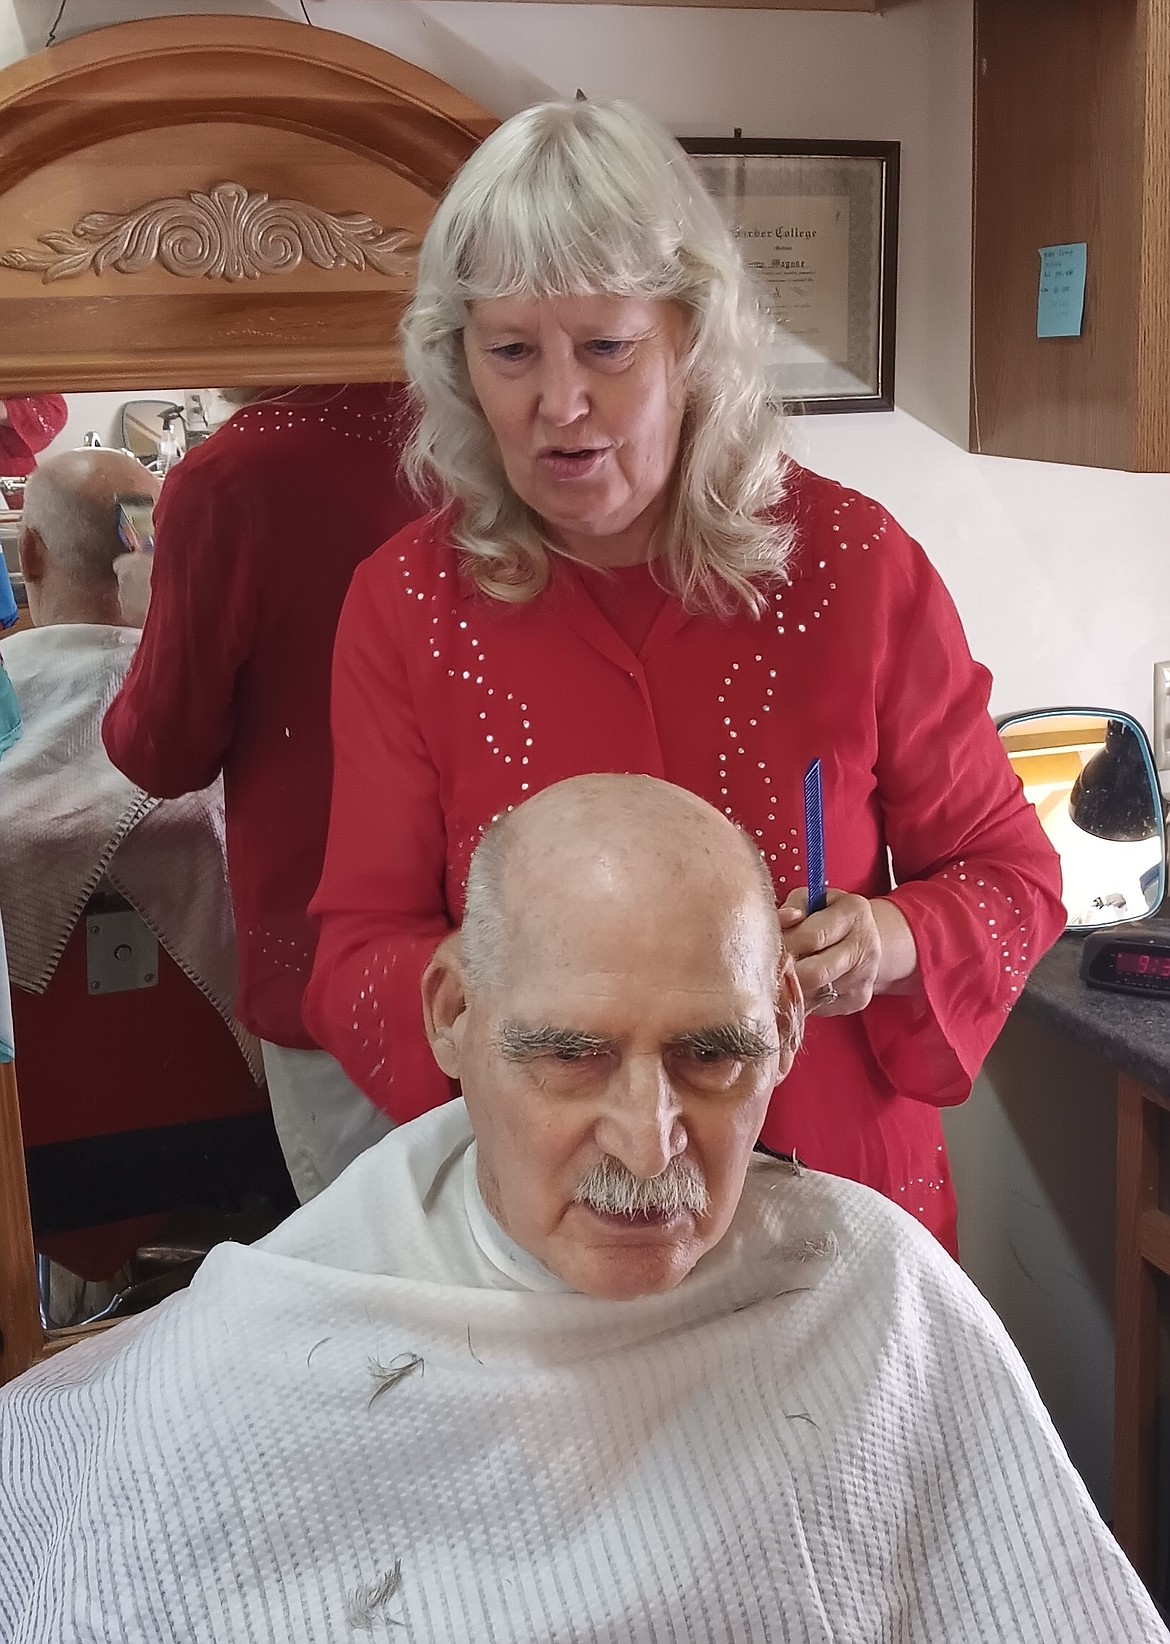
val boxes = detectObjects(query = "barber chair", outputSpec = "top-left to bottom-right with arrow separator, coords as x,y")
12,884 -> 295,1320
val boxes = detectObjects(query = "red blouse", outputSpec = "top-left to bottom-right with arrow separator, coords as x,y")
305,463 -> 1065,1252
102,384 -> 421,1049
0,395 -> 68,478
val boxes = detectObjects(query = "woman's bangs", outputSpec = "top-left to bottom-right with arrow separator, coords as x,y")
454,174 -> 679,303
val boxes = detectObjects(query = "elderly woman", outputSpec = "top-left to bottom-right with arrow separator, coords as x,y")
304,100 -> 1064,1255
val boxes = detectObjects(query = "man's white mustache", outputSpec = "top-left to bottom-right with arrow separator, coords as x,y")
573,1154 -> 710,1218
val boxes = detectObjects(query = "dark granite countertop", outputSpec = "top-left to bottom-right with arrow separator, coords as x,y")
1017,923 -> 1170,1097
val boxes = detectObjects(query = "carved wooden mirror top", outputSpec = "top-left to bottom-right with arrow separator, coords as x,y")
0,15 -> 496,393
0,16 -> 494,1384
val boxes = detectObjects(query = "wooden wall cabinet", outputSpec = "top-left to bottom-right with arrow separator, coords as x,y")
972,0 -> 1170,471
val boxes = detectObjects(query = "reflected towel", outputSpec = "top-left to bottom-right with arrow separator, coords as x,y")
0,623 -> 260,1080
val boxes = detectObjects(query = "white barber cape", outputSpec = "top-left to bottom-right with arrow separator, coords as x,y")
1,1099 -> 1162,1644
0,624 -> 260,1078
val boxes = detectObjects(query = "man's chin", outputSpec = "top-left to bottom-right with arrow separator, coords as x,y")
554,1215 -> 705,1299
574,1248 -> 696,1300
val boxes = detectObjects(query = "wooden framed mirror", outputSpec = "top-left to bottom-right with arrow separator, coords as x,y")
0,15 -> 493,392
0,14 -> 494,1384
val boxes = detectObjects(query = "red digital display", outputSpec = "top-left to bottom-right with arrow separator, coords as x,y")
1116,950 -> 1170,979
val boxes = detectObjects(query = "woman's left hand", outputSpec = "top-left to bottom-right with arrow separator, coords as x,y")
779,889 -> 919,1016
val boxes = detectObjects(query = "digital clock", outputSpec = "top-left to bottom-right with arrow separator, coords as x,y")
1080,926 -> 1170,997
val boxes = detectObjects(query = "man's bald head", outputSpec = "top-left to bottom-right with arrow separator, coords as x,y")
20,448 -> 159,627
428,775 -> 803,1299
462,774 -> 786,1005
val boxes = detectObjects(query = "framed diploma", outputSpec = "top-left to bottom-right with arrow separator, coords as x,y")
681,138 -> 899,413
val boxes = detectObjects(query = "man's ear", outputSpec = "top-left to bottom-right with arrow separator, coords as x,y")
774,955 -> 804,1082
17,526 -> 45,584
421,932 -> 470,1080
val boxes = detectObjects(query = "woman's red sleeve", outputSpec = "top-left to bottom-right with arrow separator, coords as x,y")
2,396 -> 68,457
303,551 -> 454,1121
0,396 -> 69,473
102,460 -> 255,797
862,534 -> 1066,1104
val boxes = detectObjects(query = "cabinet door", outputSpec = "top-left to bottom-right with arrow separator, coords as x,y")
972,0 -> 1170,472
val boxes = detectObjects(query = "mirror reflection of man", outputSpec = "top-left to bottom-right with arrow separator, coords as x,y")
0,449 -> 258,1078
16,449 -> 148,628
0,776 -> 1163,1643
102,382 -> 422,1203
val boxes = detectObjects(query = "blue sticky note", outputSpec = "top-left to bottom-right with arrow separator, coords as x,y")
1037,242 -> 1087,339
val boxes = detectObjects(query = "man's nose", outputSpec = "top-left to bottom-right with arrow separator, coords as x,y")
594,1056 -> 686,1180
536,352 -> 590,429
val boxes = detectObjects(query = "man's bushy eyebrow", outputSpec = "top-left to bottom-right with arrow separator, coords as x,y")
495,1023 -> 612,1059
495,1021 -> 777,1060
668,1022 -> 776,1059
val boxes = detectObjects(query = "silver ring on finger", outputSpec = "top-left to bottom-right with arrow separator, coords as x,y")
812,983 -> 839,1010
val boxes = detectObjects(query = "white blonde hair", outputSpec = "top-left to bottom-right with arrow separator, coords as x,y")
401,99 -> 792,614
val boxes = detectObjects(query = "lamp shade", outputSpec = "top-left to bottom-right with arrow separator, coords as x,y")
1069,720 -> 1160,842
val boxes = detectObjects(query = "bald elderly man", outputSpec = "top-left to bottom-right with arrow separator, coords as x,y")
0,449 -> 258,1076
0,776 -> 1162,1642
17,446 -> 154,629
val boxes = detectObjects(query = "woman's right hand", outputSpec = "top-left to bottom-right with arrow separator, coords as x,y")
779,888 -> 919,1016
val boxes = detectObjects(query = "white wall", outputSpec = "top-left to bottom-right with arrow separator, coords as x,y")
0,0 -> 20,65
6,0 -> 1167,1515
40,389 -> 188,456
794,411 -> 1170,727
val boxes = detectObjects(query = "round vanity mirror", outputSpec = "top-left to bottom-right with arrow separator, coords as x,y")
119,400 -> 185,464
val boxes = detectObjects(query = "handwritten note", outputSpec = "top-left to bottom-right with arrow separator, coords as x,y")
1037,243 -> 1087,339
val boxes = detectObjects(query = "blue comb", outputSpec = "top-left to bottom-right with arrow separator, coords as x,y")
803,758 -> 827,914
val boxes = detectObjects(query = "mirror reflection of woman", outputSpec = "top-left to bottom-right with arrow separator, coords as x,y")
101,383 -> 421,1204
305,101 -> 1066,1256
